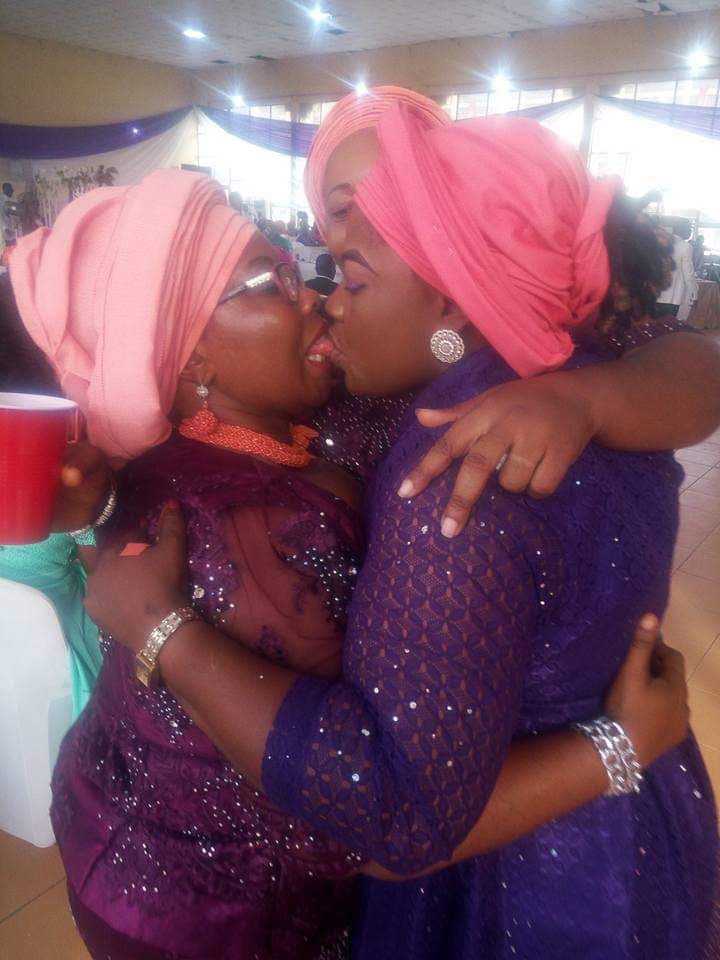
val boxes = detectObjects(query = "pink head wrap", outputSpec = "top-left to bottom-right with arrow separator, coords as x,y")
10,169 -> 256,460
354,104 -> 622,377
304,85 -> 450,233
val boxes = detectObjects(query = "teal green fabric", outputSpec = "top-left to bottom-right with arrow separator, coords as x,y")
0,534 -> 102,719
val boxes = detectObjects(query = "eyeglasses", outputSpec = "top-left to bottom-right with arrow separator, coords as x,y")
218,263 -> 301,306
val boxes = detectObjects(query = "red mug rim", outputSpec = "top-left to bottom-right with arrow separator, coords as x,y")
0,392 -> 77,413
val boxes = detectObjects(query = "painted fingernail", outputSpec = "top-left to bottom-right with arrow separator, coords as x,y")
441,517 -> 459,539
397,479 -> 414,498
165,498 -> 180,511
640,613 -> 658,631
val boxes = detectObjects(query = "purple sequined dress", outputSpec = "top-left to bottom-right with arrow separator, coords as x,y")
51,436 -> 364,960
264,347 -> 720,960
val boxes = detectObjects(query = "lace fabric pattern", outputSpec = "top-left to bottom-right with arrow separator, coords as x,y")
264,347 -> 720,959
311,385 -> 413,481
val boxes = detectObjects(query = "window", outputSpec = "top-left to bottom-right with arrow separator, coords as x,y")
438,86 -> 572,120
589,151 -> 630,179
675,78 -> 719,107
519,89 -> 554,109
435,94 -> 458,119
298,102 -> 321,124
616,83 -> 637,100
271,104 -> 292,122
197,114 -> 295,217
457,92 -> 488,119
249,105 -> 271,119
588,98 -> 720,221
321,101 -> 338,121
298,101 -> 337,125
487,90 -> 520,115
610,78 -> 720,107
635,81 -> 676,104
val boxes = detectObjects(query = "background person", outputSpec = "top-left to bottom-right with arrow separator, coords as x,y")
656,218 -> 699,320
305,252 -> 338,295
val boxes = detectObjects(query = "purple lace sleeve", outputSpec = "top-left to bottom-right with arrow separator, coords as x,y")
263,459 -> 560,873
310,384 -> 413,481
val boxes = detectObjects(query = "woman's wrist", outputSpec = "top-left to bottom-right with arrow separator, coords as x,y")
118,592 -> 188,654
572,717 -> 643,796
67,478 -> 118,544
156,616 -> 207,675
562,366 -> 607,443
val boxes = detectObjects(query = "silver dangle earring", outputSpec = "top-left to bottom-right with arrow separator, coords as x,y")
196,384 -> 209,400
430,329 -> 465,364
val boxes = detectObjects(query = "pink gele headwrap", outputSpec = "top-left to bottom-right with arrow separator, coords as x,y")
354,104 -> 622,377
304,85 -> 450,232
9,169 -> 256,461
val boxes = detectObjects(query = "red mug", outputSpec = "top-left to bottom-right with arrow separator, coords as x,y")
0,392 -> 79,545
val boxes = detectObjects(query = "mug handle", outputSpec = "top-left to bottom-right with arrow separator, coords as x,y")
67,405 -> 85,444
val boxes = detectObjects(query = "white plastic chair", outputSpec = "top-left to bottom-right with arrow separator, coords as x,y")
0,576 -> 73,846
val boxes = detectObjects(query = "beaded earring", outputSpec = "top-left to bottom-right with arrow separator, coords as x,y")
429,329 -> 465,364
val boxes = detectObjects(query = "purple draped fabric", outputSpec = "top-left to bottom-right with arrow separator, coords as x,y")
0,97 -> 578,164
200,100 -> 577,158
265,347 -> 720,959
603,95 -> 720,138
201,107 -> 319,157
0,106 -> 193,160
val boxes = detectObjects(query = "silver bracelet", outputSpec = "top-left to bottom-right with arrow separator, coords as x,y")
68,480 -> 118,545
572,716 -> 644,797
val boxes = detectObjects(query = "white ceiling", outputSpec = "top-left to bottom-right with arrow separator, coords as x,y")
2,1 -> 720,70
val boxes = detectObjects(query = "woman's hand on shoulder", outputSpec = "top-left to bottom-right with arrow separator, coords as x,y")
605,613 -> 689,767
84,501 -> 188,652
397,371 -> 596,537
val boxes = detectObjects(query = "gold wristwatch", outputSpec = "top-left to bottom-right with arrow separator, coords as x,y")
135,606 -> 200,687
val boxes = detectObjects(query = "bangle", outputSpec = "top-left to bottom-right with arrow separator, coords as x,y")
572,716 -> 643,797
68,479 -> 118,546
135,606 -> 200,688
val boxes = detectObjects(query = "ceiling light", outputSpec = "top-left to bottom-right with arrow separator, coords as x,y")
182,28 -> 206,40
231,94 -> 245,109
355,81 -> 368,96
687,49 -> 711,72
309,6 -> 331,24
492,73 -> 511,94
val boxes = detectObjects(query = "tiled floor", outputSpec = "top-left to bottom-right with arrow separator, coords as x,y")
2,435 -> 720,958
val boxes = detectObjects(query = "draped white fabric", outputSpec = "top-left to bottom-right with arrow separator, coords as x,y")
197,109 -> 302,219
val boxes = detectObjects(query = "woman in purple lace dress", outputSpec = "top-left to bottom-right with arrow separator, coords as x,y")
79,101 -> 720,959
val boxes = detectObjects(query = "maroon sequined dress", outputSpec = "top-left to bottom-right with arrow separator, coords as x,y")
51,432 -> 364,960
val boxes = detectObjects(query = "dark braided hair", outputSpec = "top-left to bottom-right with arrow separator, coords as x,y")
0,274 -> 58,394
592,193 -> 675,346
